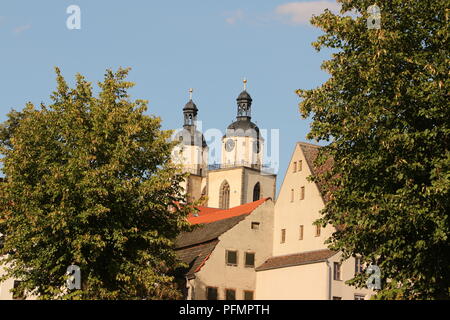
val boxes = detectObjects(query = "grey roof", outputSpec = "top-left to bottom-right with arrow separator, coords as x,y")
183,99 -> 198,111
176,240 -> 219,278
226,120 -> 259,136
256,249 -> 337,271
175,214 -> 249,278
173,127 -> 207,148
176,215 -> 248,249
237,90 -> 252,101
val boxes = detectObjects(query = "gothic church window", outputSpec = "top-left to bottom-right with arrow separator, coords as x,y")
219,180 -> 230,209
253,182 -> 261,201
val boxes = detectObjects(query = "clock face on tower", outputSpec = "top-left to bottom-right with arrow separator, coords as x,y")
225,139 -> 235,152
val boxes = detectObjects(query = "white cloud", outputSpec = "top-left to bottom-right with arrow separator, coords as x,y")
224,9 -> 245,25
13,24 -> 31,34
276,1 -> 341,25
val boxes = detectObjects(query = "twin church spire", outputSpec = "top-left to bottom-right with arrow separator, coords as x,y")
175,79 -> 269,207
182,79 -> 254,129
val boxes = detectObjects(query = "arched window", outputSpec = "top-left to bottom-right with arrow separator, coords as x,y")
253,182 -> 261,201
201,186 -> 207,197
219,181 -> 230,209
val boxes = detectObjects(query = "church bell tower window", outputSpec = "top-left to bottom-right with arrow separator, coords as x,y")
253,182 -> 261,201
219,181 -> 230,209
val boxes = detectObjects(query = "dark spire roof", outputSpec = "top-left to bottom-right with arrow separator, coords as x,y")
177,94 -> 206,148
226,87 -> 258,137
183,99 -> 198,112
237,90 -> 252,102
226,119 -> 259,136
174,126 -> 207,148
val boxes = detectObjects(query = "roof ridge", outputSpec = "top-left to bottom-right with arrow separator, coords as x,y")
297,141 -> 322,148
264,248 -> 334,259
255,249 -> 338,272
188,197 -> 270,225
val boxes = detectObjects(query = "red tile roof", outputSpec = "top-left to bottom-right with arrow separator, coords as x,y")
176,198 -> 271,277
187,206 -> 222,219
187,197 -> 269,225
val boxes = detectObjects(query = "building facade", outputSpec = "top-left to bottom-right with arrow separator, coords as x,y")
0,83 -> 372,300
176,198 -> 274,300
174,85 -> 373,300
172,84 -> 276,209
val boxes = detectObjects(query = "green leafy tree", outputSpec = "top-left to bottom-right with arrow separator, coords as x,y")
298,0 -> 449,299
0,68 -> 194,299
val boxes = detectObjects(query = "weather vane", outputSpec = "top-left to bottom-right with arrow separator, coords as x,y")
243,78 -> 247,91
189,88 -> 193,100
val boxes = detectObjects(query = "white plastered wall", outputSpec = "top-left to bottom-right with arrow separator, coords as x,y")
192,200 -> 274,300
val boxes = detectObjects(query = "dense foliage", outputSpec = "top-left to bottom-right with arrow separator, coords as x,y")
0,68 -> 193,299
298,0 -> 449,299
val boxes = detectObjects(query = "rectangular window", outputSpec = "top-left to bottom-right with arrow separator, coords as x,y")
354,294 -> 365,300
290,189 -> 294,202
355,257 -> 363,274
251,222 -> 260,230
293,161 -> 297,172
298,160 -> 303,171
245,252 -> 255,268
206,287 -> 218,300
299,225 -> 304,240
226,250 -> 238,266
225,289 -> 236,300
281,229 -> 286,243
244,290 -> 254,300
300,186 -> 305,200
332,296 -> 342,300
315,224 -> 321,237
333,262 -> 342,281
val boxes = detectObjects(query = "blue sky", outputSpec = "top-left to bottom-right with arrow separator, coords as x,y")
0,0 -> 341,191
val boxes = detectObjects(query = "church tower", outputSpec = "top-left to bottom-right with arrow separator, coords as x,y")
207,80 -> 276,209
221,79 -> 264,168
172,89 -> 208,202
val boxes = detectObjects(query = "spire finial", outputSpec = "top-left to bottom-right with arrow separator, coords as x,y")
189,88 -> 193,100
243,78 -> 247,91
